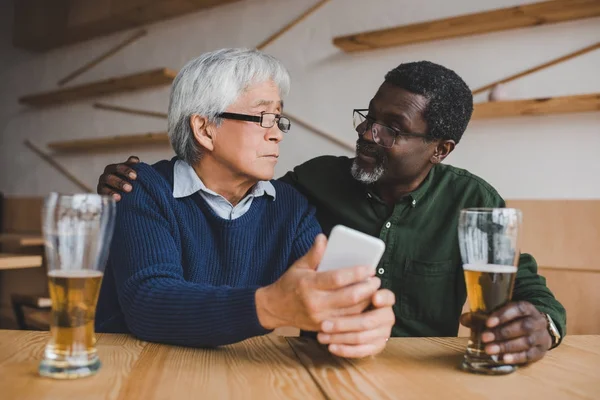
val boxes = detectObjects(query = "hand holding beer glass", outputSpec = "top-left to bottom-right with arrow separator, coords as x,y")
458,208 -> 522,375
39,193 -> 116,379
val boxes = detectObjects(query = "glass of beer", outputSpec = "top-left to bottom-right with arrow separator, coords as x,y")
458,208 -> 522,375
39,193 -> 116,379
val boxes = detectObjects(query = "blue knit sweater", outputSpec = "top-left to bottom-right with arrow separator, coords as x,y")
95,158 -> 321,347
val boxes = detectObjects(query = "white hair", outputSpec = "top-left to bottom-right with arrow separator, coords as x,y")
168,48 -> 291,165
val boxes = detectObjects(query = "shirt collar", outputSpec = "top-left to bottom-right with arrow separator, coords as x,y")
172,159 -> 276,200
362,164 -> 436,207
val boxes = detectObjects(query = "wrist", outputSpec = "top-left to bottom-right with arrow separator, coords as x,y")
255,286 -> 283,330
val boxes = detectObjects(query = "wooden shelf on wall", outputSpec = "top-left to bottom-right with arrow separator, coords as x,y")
472,93 -> 600,119
48,132 -> 169,153
333,0 -> 600,52
19,68 -> 177,107
0,234 -> 44,247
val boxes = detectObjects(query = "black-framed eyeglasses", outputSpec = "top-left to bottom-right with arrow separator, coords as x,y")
353,109 -> 429,148
217,112 -> 291,133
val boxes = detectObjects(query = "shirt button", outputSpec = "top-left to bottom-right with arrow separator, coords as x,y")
378,268 -> 385,275
367,193 -> 372,198
411,199 -> 416,207
385,222 -> 391,228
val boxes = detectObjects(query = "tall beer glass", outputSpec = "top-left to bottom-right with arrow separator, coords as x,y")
458,208 -> 522,375
39,193 -> 116,379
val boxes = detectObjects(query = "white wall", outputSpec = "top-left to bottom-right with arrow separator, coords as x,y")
1,0 -> 599,199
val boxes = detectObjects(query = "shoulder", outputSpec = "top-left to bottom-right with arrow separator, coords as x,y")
293,155 -> 352,177
271,180 -> 311,209
121,161 -> 175,208
434,163 -> 503,206
279,155 -> 354,194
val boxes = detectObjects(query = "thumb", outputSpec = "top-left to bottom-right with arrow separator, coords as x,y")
459,312 -> 472,328
296,233 -> 327,270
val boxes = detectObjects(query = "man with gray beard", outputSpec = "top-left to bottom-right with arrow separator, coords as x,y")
97,61 -> 565,366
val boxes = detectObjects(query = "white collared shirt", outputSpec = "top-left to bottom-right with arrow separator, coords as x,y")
172,160 -> 276,220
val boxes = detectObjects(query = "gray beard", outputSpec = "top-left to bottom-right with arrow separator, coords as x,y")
351,158 -> 385,184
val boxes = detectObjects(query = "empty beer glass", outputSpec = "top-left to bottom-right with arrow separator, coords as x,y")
39,193 -> 116,379
458,208 -> 522,375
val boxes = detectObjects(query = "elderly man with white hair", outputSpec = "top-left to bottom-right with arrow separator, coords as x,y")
95,48 -> 395,358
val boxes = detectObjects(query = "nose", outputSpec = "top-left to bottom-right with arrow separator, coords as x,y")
266,125 -> 283,143
361,122 -> 376,143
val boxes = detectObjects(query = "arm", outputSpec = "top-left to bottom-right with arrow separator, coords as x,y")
110,174 -> 268,347
513,253 -> 566,339
488,195 -> 566,337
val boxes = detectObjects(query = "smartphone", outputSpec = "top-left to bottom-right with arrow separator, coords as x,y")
317,225 -> 386,272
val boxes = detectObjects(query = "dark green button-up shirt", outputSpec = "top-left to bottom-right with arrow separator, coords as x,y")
280,156 -> 566,339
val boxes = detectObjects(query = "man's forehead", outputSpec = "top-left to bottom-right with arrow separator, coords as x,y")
371,85 -> 427,112
251,99 -> 283,107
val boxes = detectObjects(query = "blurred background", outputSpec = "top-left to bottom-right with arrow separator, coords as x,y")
0,0 -> 598,333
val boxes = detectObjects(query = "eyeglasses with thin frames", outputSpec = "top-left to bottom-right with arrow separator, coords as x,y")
353,109 -> 429,148
217,112 -> 291,133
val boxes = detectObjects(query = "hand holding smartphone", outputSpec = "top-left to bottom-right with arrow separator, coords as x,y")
317,225 -> 386,273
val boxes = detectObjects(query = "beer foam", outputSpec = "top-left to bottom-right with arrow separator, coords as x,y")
463,264 -> 517,273
48,270 -> 103,278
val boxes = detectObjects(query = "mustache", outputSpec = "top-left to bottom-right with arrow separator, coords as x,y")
356,139 -> 384,157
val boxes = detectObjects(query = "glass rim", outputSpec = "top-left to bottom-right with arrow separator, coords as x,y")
460,207 -> 522,214
46,192 -> 115,201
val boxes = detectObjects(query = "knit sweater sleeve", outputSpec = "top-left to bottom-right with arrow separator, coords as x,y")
288,196 -> 322,265
109,168 -> 269,347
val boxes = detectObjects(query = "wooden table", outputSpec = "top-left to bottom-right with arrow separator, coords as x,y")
0,331 -> 598,400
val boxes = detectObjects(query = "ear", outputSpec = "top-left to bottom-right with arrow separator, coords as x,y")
190,114 -> 215,152
430,140 -> 455,164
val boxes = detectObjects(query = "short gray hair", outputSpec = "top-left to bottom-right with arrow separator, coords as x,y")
168,48 -> 291,165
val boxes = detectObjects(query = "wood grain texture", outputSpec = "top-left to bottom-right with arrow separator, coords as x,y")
0,254 -> 42,270
19,68 -> 176,107
116,335 -> 324,400
506,200 -> 600,271
288,336 -> 600,400
48,132 -> 169,153
0,331 -> 324,400
472,93 -> 600,119
539,268 -> 600,334
0,332 -> 145,400
333,0 -> 600,52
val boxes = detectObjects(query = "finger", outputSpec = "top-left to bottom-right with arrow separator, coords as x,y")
115,163 -> 138,180
487,301 -> 538,328
501,345 -> 546,365
484,329 -> 548,355
315,265 -> 375,290
318,326 -> 389,345
296,234 -> 327,271
126,155 -> 140,164
329,298 -> 372,318
101,173 -> 133,193
328,341 -> 386,358
482,315 -> 547,343
371,289 -> 395,308
459,312 -> 472,328
321,307 -> 395,334
326,277 -> 381,309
